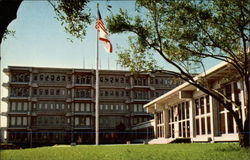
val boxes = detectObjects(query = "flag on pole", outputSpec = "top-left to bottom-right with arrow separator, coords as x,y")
96,8 -> 113,53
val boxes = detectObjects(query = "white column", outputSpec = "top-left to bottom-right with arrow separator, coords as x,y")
163,105 -> 169,138
211,97 -> 219,137
209,96 -> 215,142
189,100 -> 195,139
154,112 -> 158,138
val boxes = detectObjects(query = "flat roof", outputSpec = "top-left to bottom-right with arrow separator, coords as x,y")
144,61 -> 228,108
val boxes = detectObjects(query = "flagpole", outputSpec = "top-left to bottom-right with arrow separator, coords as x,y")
95,3 -> 100,145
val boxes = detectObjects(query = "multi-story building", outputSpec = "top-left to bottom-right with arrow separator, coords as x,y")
2,66 -> 181,147
144,62 -> 248,144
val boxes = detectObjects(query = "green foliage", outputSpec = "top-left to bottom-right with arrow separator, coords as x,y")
48,0 -> 92,41
107,0 -> 249,74
1,143 -> 249,160
2,29 -> 15,41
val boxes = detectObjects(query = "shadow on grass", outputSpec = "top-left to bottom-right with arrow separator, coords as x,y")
215,143 -> 242,152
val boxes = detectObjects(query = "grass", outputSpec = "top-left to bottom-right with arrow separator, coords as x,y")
0,143 -> 249,160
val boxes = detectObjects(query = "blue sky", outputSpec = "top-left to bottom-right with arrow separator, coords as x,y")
0,1 -> 220,126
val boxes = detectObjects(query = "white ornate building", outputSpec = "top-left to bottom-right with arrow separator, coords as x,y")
143,62 -> 247,144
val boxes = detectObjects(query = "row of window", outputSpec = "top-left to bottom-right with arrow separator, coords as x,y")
34,116 -> 69,125
10,102 -> 28,111
99,117 -> 126,128
75,89 -> 91,98
133,117 -> 149,125
100,104 -> 128,112
75,75 -> 91,84
133,104 -> 146,112
100,76 -> 129,84
75,103 -> 91,112
10,116 -> 27,126
75,117 -> 91,126
100,89 -> 129,97
195,96 -> 210,116
33,74 -> 71,82
11,72 -> 180,87
10,87 -> 29,97
33,88 -> 68,96
34,103 -> 70,111
168,101 -> 190,123
12,73 -> 30,82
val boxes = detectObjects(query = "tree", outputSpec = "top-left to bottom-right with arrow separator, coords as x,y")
106,0 -> 249,147
0,0 -> 91,44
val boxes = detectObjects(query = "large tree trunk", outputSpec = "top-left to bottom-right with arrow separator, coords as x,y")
239,109 -> 250,148
0,0 -> 22,44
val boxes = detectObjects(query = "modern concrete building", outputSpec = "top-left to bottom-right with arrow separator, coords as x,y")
1,66 -> 181,146
144,62 -> 247,144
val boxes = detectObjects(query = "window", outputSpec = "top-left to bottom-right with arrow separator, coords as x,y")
45,89 -> 49,95
138,104 -> 142,112
38,89 -> 43,95
233,82 -> 241,106
207,116 -> 211,134
17,102 -> 22,111
75,117 -> 79,125
50,89 -> 54,95
86,117 -> 90,126
11,102 -> 16,111
40,75 -> 44,81
86,103 -> 90,111
62,104 -> 65,109
116,105 -> 119,110
23,102 -> 28,111
120,77 -> 124,83
195,99 -> 199,116
62,76 -> 66,81
227,112 -> 234,133
220,113 -> 225,134
17,117 -> 22,125
68,76 -> 71,82
44,104 -> 48,109
51,75 -> 55,81
56,89 -> 60,95
45,75 -> 49,81
115,91 -> 119,96
100,105 -> 103,110
105,104 -> 108,110
200,97 -> 204,114
34,75 -> 38,81
201,117 -> 205,135
80,103 -> 85,111
33,89 -> 37,95
23,117 -> 27,125
121,105 -> 124,110
186,102 -> 189,118
110,105 -> 114,110
75,103 -> 79,111
134,104 -> 137,112
50,104 -> 54,109
206,96 -> 210,113
196,119 -> 200,135
11,117 -> 16,126
56,104 -> 59,110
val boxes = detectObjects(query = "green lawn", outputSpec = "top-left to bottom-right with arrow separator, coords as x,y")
0,143 -> 249,160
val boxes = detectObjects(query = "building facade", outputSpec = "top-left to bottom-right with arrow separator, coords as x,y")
2,66 -> 181,146
144,62 -> 247,144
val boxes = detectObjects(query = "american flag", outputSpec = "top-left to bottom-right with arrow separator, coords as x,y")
96,8 -> 112,53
